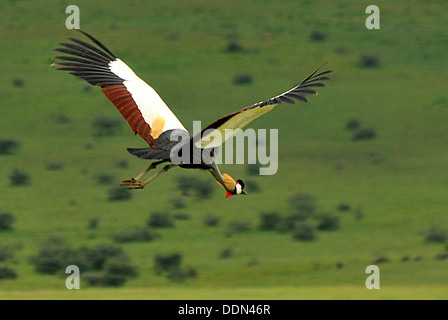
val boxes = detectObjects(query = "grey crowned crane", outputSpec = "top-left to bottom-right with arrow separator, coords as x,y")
52,30 -> 332,198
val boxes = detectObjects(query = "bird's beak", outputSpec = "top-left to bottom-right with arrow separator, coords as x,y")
242,190 -> 248,195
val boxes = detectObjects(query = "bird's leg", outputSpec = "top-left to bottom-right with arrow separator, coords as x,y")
120,160 -> 167,186
128,164 -> 177,190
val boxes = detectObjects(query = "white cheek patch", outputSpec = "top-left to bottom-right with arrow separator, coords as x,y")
235,184 -> 242,195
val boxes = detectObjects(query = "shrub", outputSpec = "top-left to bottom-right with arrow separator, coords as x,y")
112,227 -> 158,243
46,162 -> 64,171
12,78 -> 25,87
345,119 -> 361,131
96,173 -> 116,185
114,159 -> 128,169
9,169 -> 30,186
0,266 -> 17,280
87,218 -> 100,229
218,248 -> 233,259
289,193 -> 317,215
0,139 -> 19,155
204,213 -> 220,227
277,212 -> 310,232
92,116 -> 122,136
245,179 -> 260,192
337,203 -> 351,211
226,39 -> 243,52
360,54 -> 380,68
54,112 -> 71,124
103,255 -> 138,278
89,244 -> 125,270
292,222 -> 316,241
354,206 -> 364,220
352,127 -> 377,141
0,245 -> 15,262
154,253 -> 182,275
247,163 -> 261,176
259,212 -> 281,231
108,186 -> 132,201
30,238 -> 77,274
170,197 -> 186,209
176,176 -> 214,199
0,212 -> 15,231
316,213 -> 340,231
147,212 -> 174,228
233,73 -> 253,85
173,212 -> 190,220
425,227 -> 447,243
310,30 -> 327,41
228,220 -> 251,232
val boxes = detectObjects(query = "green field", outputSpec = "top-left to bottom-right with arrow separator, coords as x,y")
1,0 -> 447,300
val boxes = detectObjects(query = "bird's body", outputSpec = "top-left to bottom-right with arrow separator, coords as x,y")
52,30 -> 332,197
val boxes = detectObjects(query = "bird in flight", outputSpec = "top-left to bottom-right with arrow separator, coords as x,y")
52,30 -> 332,198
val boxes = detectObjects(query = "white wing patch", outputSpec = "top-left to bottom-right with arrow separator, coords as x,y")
109,59 -> 187,137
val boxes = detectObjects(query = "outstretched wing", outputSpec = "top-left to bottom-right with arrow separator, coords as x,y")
52,30 -> 187,148
192,66 -> 333,148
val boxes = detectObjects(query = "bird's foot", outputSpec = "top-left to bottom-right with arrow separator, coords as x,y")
127,181 -> 146,189
120,178 -> 146,189
120,178 -> 137,186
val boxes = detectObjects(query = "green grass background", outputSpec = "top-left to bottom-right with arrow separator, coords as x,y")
0,0 -> 447,299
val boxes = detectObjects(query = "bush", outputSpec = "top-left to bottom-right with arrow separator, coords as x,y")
259,212 -> 281,231
0,245 -> 16,262
87,218 -> 100,230
226,39 -> 243,52
218,248 -> 233,259
345,119 -> 361,131
176,176 -> 214,199
245,179 -> 260,192
247,163 -> 261,176
112,227 -> 158,243
316,213 -> 340,231
166,266 -> 197,282
337,203 -> 351,212
425,227 -> 447,243
173,212 -> 190,220
292,222 -> 316,241
0,266 -> 17,280
204,213 -> 220,227
12,78 -> 25,88
289,193 -> 317,215
360,54 -> 380,68
233,74 -> 253,85
277,212 -> 310,232
54,112 -> 71,124
96,173 -> 115,185
310,30 -> 327,41
92,116 -> 122,136
0,139 -> 19,155
9,169 -> 30,186
30,238 -> 77,274
228,220 -> 251,232
46,162 -> 64,171
352,127 -> 377,141
103,255 -> 138,278
147,212 -> 174,228
154,253 -> 182,275
86,243 -> 125,270
170,197 -> 186,209
114,159 -> 128,169
108,186 -> 132,201
0,212 -> 15,231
